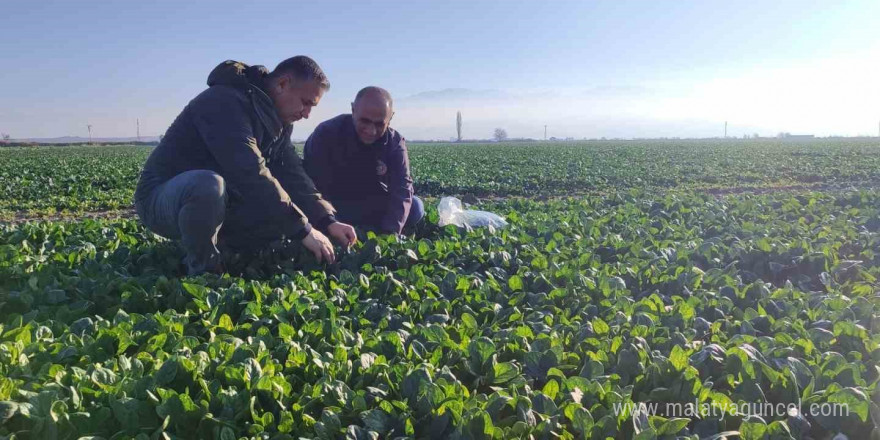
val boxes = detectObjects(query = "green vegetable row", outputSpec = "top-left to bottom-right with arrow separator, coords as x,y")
2,191 -> 879,439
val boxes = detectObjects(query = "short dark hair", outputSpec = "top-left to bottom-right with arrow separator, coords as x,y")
354,86 -> 393,108
268,56 -> 330,90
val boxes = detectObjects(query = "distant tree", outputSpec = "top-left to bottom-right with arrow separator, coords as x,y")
456,111 -> 462,142
493,128 -> 508,142
753,133 -> 760,139
1,133 -> 9,141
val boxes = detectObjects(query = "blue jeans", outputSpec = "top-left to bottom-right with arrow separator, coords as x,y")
333,195 -> 425,233
136,170 -> 226,274
135,169 -> 295,274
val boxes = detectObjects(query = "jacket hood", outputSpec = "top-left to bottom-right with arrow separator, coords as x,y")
207,60 -> 285,136
207,60 -> 270,89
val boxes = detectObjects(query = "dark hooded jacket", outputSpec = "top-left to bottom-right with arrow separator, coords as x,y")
134,60 -> 335,240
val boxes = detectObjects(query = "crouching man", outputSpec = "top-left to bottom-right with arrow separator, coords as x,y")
303,87 -> 424,235
134,57 -> 357,275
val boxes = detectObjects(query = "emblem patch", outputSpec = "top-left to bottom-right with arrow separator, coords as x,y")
376,160 -> 388,176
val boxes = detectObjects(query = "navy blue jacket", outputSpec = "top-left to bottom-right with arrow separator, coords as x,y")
303,114 -> 414,234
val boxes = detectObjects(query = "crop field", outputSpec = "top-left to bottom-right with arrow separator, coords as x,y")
3,139 -> 880,218
2,140 -> 880,439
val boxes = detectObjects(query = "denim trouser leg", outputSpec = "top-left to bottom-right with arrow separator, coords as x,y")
405,196 -> 426,230
136,170 -> 226,274
333,195 -> 425,233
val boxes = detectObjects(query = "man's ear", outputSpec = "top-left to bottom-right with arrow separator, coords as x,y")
389,111 -> 395,122
350,102 -> 355,113
276,75 -> 290,93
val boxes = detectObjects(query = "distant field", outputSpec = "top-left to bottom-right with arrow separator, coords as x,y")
2,140 -> 880,439
0,146 -> 151,217
2,138 -> 880,217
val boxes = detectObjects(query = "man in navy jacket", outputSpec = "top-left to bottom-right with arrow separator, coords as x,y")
303,87 -> 424,235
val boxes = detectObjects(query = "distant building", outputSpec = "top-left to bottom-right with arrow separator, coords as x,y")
777,133 -> 814,139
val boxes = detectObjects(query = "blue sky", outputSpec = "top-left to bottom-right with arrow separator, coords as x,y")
2,0 -> 879,140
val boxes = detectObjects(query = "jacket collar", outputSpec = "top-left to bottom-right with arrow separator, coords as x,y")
250,84 -> 285,139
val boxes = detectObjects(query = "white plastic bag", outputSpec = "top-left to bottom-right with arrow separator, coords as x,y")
437,197 -> 508,228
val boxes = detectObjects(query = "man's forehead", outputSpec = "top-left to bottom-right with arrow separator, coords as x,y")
355,91 -> 391,108
301,81 -> 324,98
354,99 -> 392,118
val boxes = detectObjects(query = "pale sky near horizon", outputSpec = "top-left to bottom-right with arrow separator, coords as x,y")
2,0 -> 879,141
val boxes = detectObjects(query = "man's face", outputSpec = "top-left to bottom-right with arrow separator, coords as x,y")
352,97 -> 393,145
270,76 -> 324,124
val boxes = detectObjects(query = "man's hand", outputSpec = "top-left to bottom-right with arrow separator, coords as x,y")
326,222 -> 357,248
301,229 -> 336,264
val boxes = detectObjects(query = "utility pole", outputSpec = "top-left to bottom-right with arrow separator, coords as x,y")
456,111 -> 462,142
137,118 -> 141,142
544,125 -> 547,141
724,121 -> 728,138
87,124 -> 92,145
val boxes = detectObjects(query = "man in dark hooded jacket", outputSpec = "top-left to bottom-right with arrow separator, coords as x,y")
134,57 -> 357,275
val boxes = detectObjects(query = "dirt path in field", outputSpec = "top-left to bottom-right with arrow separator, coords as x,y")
467,180 -> 880,202
700,180 -> 880,197
3,180 -> 880,225
1,208 -> 138,225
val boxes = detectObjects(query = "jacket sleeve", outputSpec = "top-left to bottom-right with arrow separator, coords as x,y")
190,86 -> 311,239
272,136 -> 337,230
302,125 -> 335,199
379,137 -> 414,234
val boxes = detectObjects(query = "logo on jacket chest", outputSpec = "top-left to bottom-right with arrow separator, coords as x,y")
376,160 -> 388,176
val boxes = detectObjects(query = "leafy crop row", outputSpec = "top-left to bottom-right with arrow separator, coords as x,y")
2,191 -> 879,439
3,139 -> 880,217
